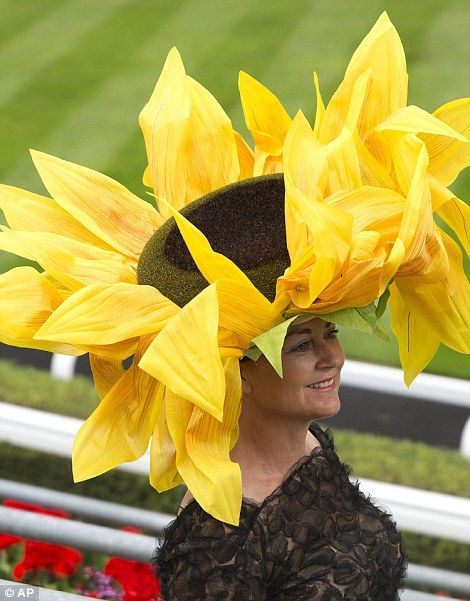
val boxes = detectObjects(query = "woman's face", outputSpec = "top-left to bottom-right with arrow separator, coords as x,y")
240,318 -> 345,422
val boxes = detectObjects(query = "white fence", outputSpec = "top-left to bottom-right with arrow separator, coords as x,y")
1,401 -> 469,545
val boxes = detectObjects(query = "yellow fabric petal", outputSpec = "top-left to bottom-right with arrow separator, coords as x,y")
139,47 -> 189,213
183,76 -> 240,202
324,128 -> 362,195
437,195 -> 470,256
374,105 -> 468,141
390,138 -> 433,268
0,267 -> 82,355
234,131 -> 254,180
78,339 -> 139,361
167,201 -> 254,288
0,229 -> 136,291
389,282 -> 441,386
31,150 -> 162,263
149,393 -> 183,492
35,282 -> 178,345
313,231 -> 386,310
394,232 -> 470,355
283,114 -> 353,270
185,356 -> 243,525
216,279 -> 283,346
422,98 -> 470,186
73,335 -> 164,481
89,354 -> 125,401
140,48 -> 240,213
353,130 -> 397,188
319,12 -> 407,144
0,185 -> 114,251
326,185 -> 404,238
312,71 -> 325,137
238,70 -> 292,175
139,284 -> 225,421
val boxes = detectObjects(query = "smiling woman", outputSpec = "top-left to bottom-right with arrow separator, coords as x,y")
158,320 -> 406,600
0,10 -> 469,601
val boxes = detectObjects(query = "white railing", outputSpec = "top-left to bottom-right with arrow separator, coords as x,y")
1,502 -> 470,598
1,401 -> 469,545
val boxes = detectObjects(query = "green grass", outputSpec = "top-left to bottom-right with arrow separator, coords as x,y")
1,0 -> 469,375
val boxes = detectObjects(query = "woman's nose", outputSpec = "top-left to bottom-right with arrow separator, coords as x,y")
316,340 -> 345,370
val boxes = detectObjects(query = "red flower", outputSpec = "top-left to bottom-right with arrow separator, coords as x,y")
3,499 -> 69,519
3,498 -> 82,580
12,540 -> 83,579
0,533 -> 21,550
105,557 -> 161,601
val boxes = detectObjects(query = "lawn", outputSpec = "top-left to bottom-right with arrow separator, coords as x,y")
0,0 -> 469,376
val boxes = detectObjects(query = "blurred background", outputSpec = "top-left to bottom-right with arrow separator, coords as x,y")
1,1 -> 470,594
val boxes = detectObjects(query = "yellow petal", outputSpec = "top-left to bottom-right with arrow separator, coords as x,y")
353,130 -> 397,188
139,284 -> 225,421
390,138 -> 432,267
185,356 -> 242,524
319,12 -> 407,143
326,185 -> 404,237
139,47 -> 189,212
283,115 -> 353,269
149,393 -> 183,492
140,48 -> 240,212
0,230 -> 136,291
216,279 -> 283,346
394,232 -> 470,355
31,150 -> 163,263
238,70 -> 292,175
284,112 -> 352,271
324,128 -> 362,195
389,282 -> 441,386
374,105 -> 468,141
78,339 -> 139,361
167,200 -> 254,287
234,131 -> 254,180
284,111 -> 328,201
0,267 -> 82,355
0,185 -> 114,251
312,71 -> 325,137
73,335 -> 164,481
89,354 -> 125,400
314,238 -> 386,311
183,76 -> 240,202
422,98 -> 470,186
35,282 -> 178,345
437,195 -> 470,256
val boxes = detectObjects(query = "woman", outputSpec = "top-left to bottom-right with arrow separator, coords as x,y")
0,11 -> 467,601
154,318 -> 406,599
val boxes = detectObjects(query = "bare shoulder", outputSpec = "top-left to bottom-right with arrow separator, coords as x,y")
177,489 -> 195,515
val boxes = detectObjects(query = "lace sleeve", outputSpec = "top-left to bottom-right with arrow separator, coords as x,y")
154,502 -> 267,600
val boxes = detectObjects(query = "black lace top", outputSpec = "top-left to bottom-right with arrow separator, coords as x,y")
153,424 -> 406,600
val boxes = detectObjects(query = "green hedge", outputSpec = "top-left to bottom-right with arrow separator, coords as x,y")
1,359 -> 469,572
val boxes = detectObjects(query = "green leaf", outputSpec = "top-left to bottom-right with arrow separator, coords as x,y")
376,286 -> 391,319
316,303 -> 389,341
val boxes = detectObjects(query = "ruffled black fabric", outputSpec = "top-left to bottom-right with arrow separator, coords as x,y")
153,424 -> 407,600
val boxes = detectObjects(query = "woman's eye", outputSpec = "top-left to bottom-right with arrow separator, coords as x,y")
291,340 -> 310,352
326,328 -> 339,340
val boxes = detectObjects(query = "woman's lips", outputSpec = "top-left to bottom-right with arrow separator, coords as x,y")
306,377 -> 335,390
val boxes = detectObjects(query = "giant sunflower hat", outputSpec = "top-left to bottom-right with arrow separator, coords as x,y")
1,12 -> 469,525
